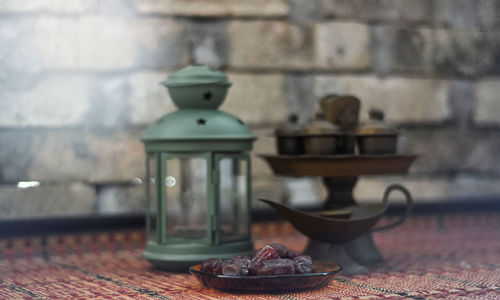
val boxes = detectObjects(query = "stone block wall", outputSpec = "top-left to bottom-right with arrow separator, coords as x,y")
1,0 -> 500,219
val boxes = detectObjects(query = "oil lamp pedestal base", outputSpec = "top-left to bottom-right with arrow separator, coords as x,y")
344,233 -> 384,266
304,233 -> 383,275
311,177 -> 382,275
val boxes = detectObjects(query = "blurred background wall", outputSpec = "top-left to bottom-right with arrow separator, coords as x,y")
1,0 -> 500,220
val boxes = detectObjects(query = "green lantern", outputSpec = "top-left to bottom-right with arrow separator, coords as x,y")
141,65 -> 256,271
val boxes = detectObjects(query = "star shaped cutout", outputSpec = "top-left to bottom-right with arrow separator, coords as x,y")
197,118 -> 206,125
203,92 -> 213,101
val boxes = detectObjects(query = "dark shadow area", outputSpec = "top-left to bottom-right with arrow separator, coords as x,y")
1,199 -> 499,238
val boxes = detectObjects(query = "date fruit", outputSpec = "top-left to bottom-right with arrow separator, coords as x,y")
201,258 -> 225,274
269,243 -> 288,258
200,244 -> 316,276
293,255 -> 315,274
249,245 -> 279,275
222,263 -> 247,276
286,250 -> 300,259
222,257 -> 250,276
255,258 -> 295,276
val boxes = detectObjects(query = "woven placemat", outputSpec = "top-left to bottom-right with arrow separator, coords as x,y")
1,213 -> 499,299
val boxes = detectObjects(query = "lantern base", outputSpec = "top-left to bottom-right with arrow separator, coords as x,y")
142,240 -> 254,272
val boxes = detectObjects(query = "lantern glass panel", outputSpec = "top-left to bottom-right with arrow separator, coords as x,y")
165,157 -> 208,240
146,154 -> 158,242
219,157 -> 249,242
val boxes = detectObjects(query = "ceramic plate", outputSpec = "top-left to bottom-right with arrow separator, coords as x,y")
189,261 -> 342,292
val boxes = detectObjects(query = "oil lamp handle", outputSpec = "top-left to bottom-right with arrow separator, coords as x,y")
372,184 -> 413,232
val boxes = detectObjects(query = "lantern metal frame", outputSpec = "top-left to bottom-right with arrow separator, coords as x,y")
141,66 -> 256,271
143,150 -> 254,270
214,153 -> 252,244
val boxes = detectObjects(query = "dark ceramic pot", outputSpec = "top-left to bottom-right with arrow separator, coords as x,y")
276,135 -> 305,155
303,134 -> 340,155
356,134 -> 397,154
356,109 -> 398,155
275,114 -> 305,155
301,115 -> 345,155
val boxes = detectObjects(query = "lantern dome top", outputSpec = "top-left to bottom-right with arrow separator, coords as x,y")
161,65 -> 232,110
142,65 -> 255,145
162,65 -> 230,87
141,110 -> 255,142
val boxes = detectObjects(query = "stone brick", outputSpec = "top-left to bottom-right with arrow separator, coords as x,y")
0,17 -> 41,90
400,129 -> 468,174
25,15 -> 188,72
313,75 -> 451,124
0,183 -> 95,220
33,16 -> 135,70
135,0 -> 288,17
400,129 -> 500,175
320,0 -> 433,23
448,175 -> 500,200
251,128 -> 277,176
434,29 -> 493,76
478,0 -> 500,30
96,185 -> 144,214
260,173 -> 500,207
0,131 -> 34,183
228,21 -> 313,70
398,0 -> 433,23
86,75 -> 131,128
252,176 -> 325,211
282,177 -> 325,207
474,79 -> 500,125
354,176 -> 451,203
483,32 -> 500,75
28,130 -> 145,183
252,175 -> 288,211
284,75 -> 316,124
319,0 -> 400,21
289,0 -> 322,27
228,21 -> 371,71
372,26 -> 393,76
433,0 -> 478,29
448,80 -> 474,128
135,18 -> 190,70
314,22 -> 371,70
373,26 -> 433,75
221,73 -> 286,125
0,75 -> 92,127
96,0 -> 136,17
189,21 -> 228,69
462,132 -> 500,174
0,0 -> 97,13
129,72 -> 176,125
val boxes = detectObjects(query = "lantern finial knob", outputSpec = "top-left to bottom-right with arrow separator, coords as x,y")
161,65 -> 231,110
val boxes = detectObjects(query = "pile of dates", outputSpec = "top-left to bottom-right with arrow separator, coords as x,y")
201,244 -> 315,276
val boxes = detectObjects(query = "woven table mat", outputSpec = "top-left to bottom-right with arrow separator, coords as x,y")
0,213 -> 499,299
